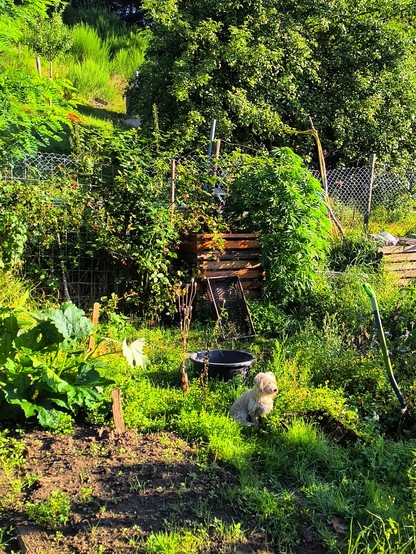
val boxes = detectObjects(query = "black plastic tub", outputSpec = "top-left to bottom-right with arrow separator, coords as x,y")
189,350 -> 255,381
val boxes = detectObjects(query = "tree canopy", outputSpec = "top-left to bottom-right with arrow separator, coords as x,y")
128,0 -> 416,169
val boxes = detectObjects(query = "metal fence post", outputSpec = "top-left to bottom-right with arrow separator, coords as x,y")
364,154 -> 377,229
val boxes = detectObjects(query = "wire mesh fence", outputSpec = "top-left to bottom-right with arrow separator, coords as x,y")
2,151 -> 416,307
311,166 -> 416,213
3,152 -> 415,213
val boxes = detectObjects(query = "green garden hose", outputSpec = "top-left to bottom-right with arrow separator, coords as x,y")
363,284 -> 407,432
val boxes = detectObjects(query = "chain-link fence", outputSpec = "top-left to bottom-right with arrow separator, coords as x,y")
311,166 -> 416,214
0,153 -> 116,184
2,152 -> 415,306
2,152 -> 415,213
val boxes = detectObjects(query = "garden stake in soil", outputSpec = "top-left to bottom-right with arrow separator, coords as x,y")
363,283 -> 408,434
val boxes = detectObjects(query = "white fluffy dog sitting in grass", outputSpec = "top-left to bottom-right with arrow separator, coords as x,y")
229,372 -> 278,426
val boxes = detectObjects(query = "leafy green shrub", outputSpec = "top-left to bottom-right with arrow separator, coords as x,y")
0,211 -> 26,271
0,302 -> 113,430
224,148 -> 330,305
247,299 -> 297,338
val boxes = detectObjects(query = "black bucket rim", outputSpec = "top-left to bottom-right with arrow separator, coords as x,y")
189,349 -> 255,367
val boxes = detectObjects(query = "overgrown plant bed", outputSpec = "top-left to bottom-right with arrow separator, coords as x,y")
0,425 -> 325,554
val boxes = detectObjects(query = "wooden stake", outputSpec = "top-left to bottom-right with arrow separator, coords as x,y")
111,389 -> 125,434
212,139 -> 221,177
36,56 -> 42,76
170,159 -> 176,222
88,302 -> 100,351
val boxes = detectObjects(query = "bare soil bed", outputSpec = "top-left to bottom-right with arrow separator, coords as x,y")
1,426 -> 326,553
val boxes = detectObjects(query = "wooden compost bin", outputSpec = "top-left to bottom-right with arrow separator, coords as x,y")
378,239 -> 416,286
179,233 -> 264,297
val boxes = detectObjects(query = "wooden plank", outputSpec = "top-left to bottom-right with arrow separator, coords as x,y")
195,233 -> 260,240
197,250 -> 261,262
399,277 -> 416,286
385,268 -> 416,278
379,244 -> 416,254
382,261 -> 416,271
382,252 -> 416,263
197,239 -> 261,251
201,260 -> 263,271
204,269 -> 265,279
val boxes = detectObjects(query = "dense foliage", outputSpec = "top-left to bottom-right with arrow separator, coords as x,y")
0,302 -> 113,432
224,148 -> 330,303
128,0 -> 416,169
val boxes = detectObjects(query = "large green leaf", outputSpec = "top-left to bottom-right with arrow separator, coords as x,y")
39,367 -> 72,394
39,302 -> 93,343
36,406 -> 70,430
14,321 -> 64,352
74,363 -> 114,388
7,397 -> 37,419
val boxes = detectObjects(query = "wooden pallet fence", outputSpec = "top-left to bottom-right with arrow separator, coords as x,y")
378,240 -> 416,286
179,233 -> 264,296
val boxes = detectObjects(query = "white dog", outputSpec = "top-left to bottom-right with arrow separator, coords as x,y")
229,372 -> 278,426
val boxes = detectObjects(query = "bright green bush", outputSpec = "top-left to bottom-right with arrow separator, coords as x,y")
224,148 -> 330,305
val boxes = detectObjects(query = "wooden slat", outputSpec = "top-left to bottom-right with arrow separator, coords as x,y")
383,261 -> 416,271
197,250 -> 261,261
197,239 -> 261,251
399,277 -> 416,286
385,268 -> 416,278
179,234 -> 264,297
195,233 -> 260,239
379,244 -> 416,254
204,269 -> 265,279
382,252 -> 416,263
201,260 -> 262,270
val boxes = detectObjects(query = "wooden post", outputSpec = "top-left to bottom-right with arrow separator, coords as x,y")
36,56 -> 42,76
111,389 -> 125,434
212,139 -> 221,177
170,159 -> 176,222
88,302 -> 100,351
207,118 -> 217,160
364,154 -> 377,229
